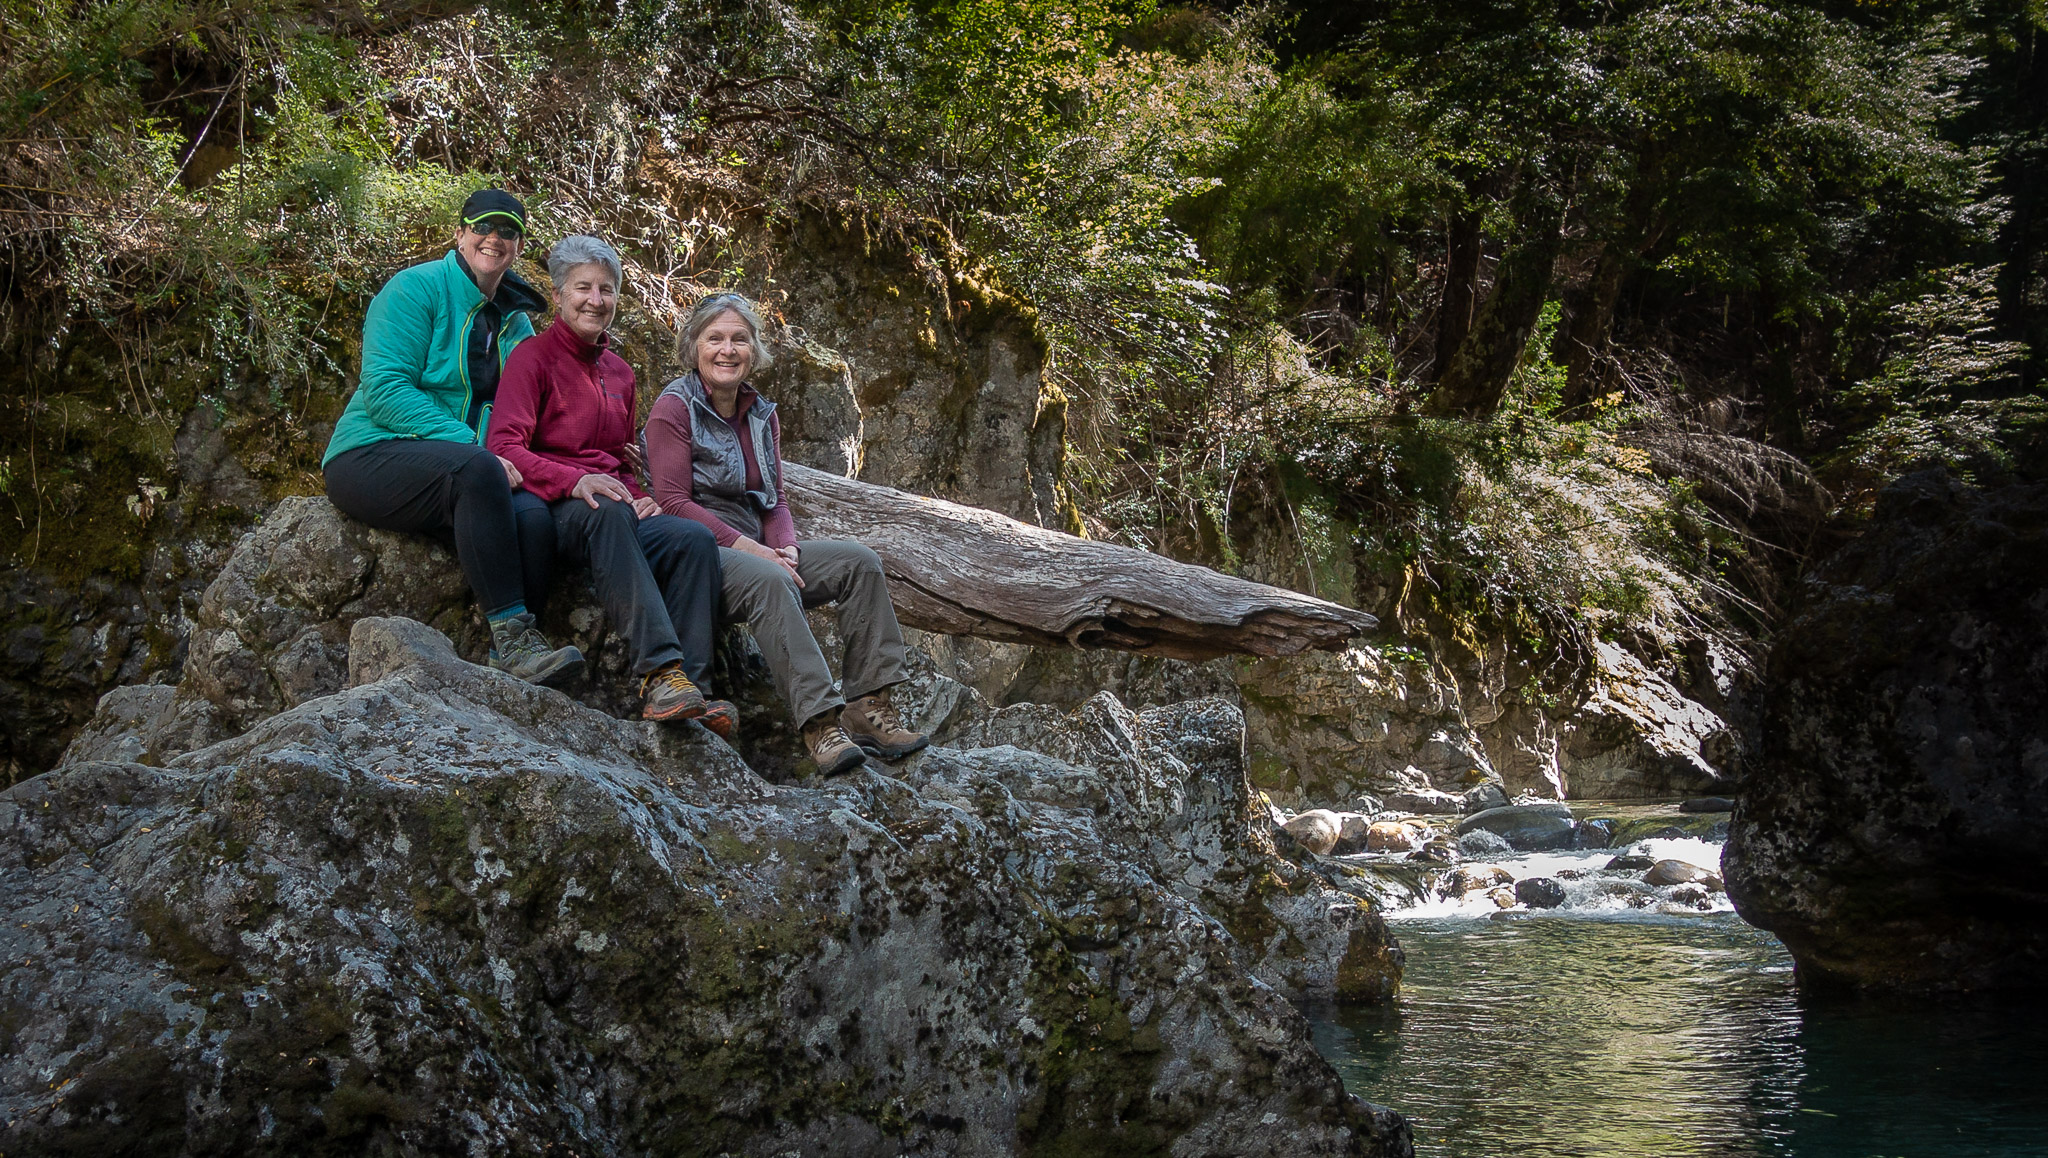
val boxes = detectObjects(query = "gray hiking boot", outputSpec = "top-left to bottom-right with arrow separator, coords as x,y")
487,612 -> 585,687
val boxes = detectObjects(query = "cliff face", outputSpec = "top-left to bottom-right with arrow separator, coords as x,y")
1725,469 -> 2048,992
3,608 -> 1410,1155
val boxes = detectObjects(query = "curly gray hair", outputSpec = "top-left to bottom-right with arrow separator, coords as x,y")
547,235 -> 622,291
677,292 -> 774,373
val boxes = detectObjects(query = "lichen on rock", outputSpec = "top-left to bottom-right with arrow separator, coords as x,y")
4,513 -> 1412,1153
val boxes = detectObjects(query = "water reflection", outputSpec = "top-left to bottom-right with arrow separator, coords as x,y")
1311,913 -> 2048,1157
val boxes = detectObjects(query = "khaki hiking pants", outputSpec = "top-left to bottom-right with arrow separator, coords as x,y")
718,538 -> 908,726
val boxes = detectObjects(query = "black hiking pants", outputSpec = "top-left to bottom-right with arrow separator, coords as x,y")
323,439 -> 553,618
549,496 -> 720,683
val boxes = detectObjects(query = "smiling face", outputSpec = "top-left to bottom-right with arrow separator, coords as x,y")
455,219 -> 522,289
694,309 -> 756,392
552,263 -> 618,343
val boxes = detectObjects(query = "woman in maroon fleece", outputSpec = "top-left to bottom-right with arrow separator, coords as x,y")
645,292 -> 927,777
488,235 -> 732,734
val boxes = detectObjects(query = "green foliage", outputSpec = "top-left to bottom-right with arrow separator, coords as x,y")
1828,264 -> 2036,508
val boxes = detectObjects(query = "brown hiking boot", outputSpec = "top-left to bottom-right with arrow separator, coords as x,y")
841,689 -> 929,761
802,714 -> 868,777
640,663 -> 708,722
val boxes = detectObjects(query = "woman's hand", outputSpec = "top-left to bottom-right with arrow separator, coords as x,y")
496,455 -> 524,490
572,472 -> 634,509
631,496 -> 662,519
619,440 -> 648,479
737,537 -> 804,588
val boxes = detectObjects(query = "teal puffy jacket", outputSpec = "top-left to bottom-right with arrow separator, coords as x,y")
322,251 -> 544,465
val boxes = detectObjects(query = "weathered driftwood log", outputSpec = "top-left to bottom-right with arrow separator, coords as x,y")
782,462 -> 1378,660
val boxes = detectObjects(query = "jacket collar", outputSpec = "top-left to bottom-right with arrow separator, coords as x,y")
543,317 -> 610,364
678,371 -> 770,422
448,250 -> 547,314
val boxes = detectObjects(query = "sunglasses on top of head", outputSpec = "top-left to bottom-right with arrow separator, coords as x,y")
466,219 -> 524,242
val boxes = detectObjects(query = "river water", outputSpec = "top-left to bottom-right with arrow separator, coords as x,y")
1310,837 -> 2048,1157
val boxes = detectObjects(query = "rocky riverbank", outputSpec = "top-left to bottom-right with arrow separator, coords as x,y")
2,495 -> 1416,1154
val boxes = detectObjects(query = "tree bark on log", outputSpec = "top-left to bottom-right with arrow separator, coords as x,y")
781,462 -> 1379,661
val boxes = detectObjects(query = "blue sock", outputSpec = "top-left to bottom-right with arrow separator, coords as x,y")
486,602 -> 528,625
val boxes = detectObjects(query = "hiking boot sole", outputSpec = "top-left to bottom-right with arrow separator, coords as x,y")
695,701 -> 738,740
852,734 -> 930,762
644,694 -> 709,723
816,746 -> 868,777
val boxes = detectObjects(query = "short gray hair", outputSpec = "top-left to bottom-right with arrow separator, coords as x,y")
547,235 -> 622,291
677,292 -> 774,373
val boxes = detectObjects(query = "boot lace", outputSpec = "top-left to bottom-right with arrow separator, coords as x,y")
643,665 -> 699,698
859,694 -> 903,734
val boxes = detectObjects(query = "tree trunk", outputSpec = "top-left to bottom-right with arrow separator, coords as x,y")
1555,243 -> 1629,410
781,463 -> 1379,660
1428,196 -> 1566,418
1434,206 -> 1485,383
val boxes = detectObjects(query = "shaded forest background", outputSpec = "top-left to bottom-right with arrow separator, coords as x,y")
1,0 -> 2042,770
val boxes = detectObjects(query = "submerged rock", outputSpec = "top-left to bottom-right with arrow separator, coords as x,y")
1726,470 -> 2048,992
1,617 -> 1411,1154
1455,802 -> 1577,851
1603,854 -> 1657,872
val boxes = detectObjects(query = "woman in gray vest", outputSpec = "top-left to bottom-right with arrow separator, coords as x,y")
644,293 -> 929,776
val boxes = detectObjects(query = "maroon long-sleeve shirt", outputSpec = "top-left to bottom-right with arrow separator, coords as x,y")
486,320 -> 646,503
644,384 -> 797,549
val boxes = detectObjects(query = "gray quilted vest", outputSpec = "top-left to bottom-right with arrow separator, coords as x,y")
653,372 -> 780,540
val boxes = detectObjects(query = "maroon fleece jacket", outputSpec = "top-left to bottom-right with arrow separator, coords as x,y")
487,319 -> 646,503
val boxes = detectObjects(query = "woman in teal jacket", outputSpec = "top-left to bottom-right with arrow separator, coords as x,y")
322,189 -> 583,685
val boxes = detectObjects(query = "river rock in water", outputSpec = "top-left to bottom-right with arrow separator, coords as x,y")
0,616 -> 1411,1155
1443,864 -> 1515,897
1726,469 -> 2048,992
1461,783 -> 1509,814
1366,821 -> 1426,853
1644,859 -> 1723,890
1331,811 -> 1375,855
1455,802 -> 1577,851
1515,877 -> 1567,909
1457,828 -> 1514,857
1283,808 -> 1344,855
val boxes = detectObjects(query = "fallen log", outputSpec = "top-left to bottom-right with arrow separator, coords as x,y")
781,462 -> 1378,661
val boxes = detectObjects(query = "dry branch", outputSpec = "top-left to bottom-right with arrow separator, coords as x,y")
782,462 -> 1379,661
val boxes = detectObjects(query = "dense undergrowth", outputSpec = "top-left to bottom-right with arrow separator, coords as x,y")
0,0 -> 2042,703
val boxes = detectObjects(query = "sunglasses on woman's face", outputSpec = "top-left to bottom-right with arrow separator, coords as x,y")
466,219 -> 524,242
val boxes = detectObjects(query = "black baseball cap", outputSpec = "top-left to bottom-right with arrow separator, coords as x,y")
460,188 -> 526,228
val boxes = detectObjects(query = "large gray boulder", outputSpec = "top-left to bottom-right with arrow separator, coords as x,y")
2,616 -> 1409,1155
1455,802 -> 1577,851
1726,470 -> 2048,992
